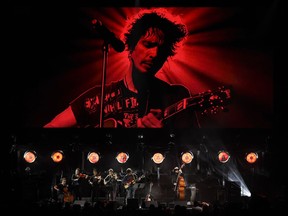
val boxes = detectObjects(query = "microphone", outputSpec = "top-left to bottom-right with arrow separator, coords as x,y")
91,19 -> 125,52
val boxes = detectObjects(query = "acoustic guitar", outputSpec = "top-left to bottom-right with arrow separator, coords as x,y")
98,85 -> 232,128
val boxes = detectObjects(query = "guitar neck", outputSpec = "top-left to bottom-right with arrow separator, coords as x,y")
162,97 -> 201,121
163,86 -> 232,121
174,163 -> 185,191
127,97 -> 199,128
103,86 -> 232,128
124,175 -> 144,188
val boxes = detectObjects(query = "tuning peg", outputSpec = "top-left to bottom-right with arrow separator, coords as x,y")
201,109 -> 208,115
211,107 -> 218,114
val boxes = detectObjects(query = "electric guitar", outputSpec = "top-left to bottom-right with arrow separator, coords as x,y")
100,85 -> 232,128
123,174 -> 145,189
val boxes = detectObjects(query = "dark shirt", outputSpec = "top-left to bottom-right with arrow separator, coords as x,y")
56,183 -> 69,194
89,175 -> 102,187
105,175 -> 118,187
71,174 -> 82,186
70,78 -> 197,128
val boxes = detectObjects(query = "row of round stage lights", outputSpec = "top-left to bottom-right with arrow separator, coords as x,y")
23,150 -> 259,165
23,150 -> 65,163
218,150 -> 258,164
22,150 -> 194,165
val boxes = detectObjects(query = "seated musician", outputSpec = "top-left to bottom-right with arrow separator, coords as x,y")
53,177 -> 74,204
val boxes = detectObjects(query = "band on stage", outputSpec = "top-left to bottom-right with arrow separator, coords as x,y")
52,166 -> 198,205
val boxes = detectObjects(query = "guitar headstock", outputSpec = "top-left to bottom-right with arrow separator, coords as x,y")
197,86 -> 232,115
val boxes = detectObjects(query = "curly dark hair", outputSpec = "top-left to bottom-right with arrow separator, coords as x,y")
123,8 -> 188,57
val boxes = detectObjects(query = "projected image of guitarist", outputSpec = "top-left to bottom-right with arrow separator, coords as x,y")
43,8 -> 232,129
122,168 -> 145,203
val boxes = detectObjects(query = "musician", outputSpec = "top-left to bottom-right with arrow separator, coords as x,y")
43,8 -> 197,129
172,166 -> 186,200
171,167 -> 179,183
122,168 -> 138,204
88,168 -> 102,203
53,177 -> 73,204
103,168 -> 119,201
71,167 -> 88,200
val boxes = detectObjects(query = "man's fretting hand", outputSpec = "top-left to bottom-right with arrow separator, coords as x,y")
137,109 -> 163,128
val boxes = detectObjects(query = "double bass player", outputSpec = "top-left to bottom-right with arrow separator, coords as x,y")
172,164 -> 186,201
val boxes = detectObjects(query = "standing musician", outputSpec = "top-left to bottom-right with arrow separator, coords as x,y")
172,164 -> 186,201
121,168 -> 144,204
88,168 -> 102,203
53,177 -> 74,204
71,167 -> 88,200
103,168 -> 119,201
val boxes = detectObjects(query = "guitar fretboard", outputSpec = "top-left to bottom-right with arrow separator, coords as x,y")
163,96 -> 204,120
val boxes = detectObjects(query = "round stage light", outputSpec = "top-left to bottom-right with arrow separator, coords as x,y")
51,150 -> 64,163
218,150 -> 230,163
116,152 -> 129,164
245,152 -> 258,164
152,153 -> 165,164
181,151 -> 194,164
23,150 -> 37,163
87,152 -> 100,164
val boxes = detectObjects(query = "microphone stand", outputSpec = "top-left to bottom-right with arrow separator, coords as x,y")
99,42 -> 109,128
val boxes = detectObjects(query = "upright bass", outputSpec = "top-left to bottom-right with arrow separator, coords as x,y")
174,163 -> 186,200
